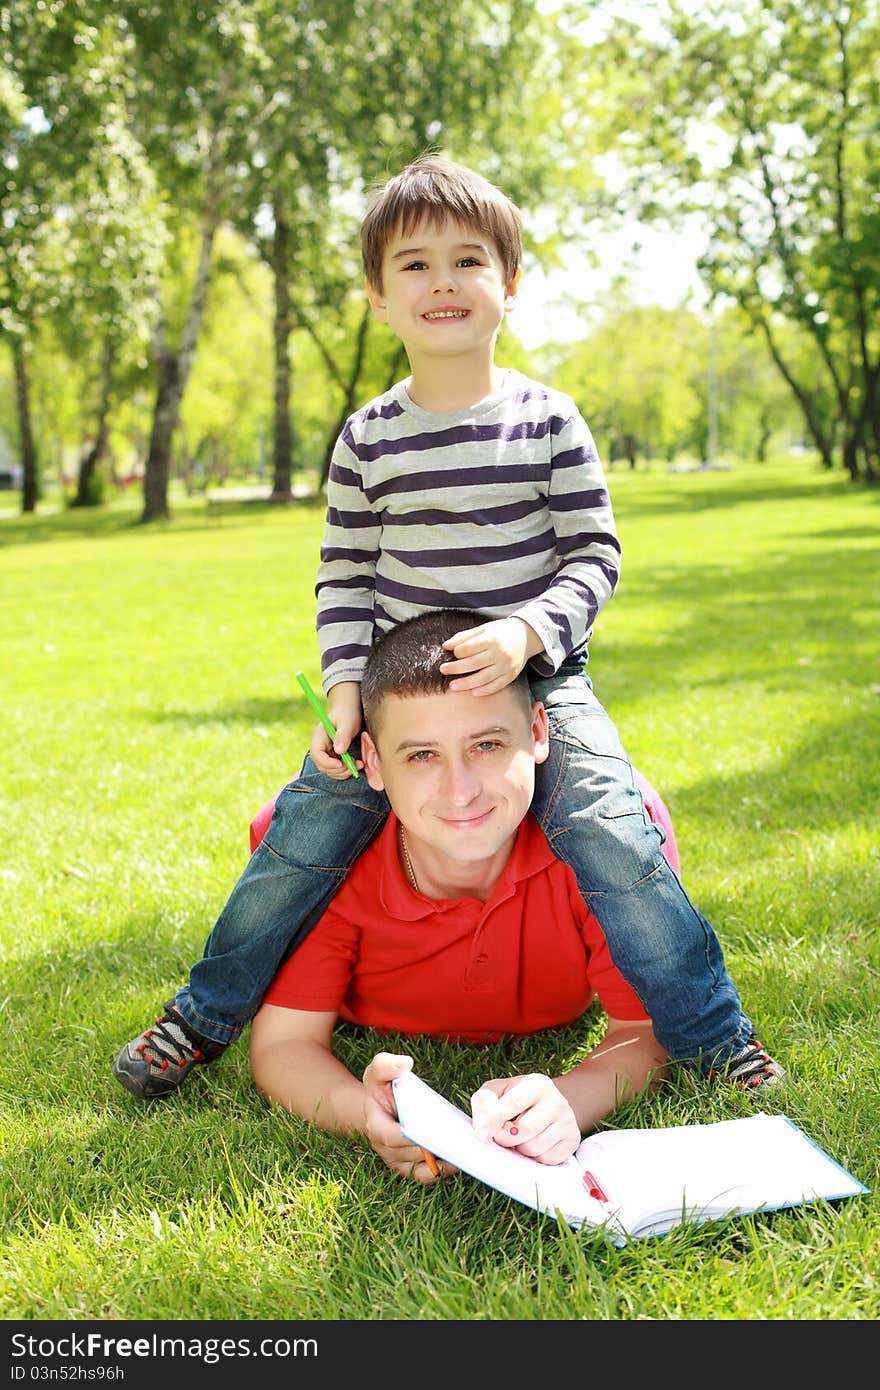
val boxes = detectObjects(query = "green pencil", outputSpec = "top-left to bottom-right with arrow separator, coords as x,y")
295,670 -> 360,778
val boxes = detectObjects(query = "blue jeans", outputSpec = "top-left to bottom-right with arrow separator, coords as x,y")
528,669 -> 751,1066
173,669 -> 752,1068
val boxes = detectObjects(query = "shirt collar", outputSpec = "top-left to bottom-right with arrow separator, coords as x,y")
379,811 -> 556,920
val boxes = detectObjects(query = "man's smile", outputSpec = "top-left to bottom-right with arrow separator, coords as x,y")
437,808 -> 495,830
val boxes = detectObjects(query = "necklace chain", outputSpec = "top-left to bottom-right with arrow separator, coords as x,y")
398,823 -> 420,894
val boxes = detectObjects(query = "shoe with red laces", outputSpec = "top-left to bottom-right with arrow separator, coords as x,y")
711,1035 -> 786,1092
113,1004 -> 224,1099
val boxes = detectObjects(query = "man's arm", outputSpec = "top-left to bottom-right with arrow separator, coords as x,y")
249,1005 -> 445,1183
471,1018 -> 668,1165
553,1017 -> 669,1134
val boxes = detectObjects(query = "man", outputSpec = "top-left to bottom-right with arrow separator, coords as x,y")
249,610 -> 672,1183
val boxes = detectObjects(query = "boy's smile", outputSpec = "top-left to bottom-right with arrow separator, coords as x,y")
366,216 -> 520,394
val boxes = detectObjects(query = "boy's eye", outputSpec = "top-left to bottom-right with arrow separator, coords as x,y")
458,256 -> 480,267
402,260 -> 427,271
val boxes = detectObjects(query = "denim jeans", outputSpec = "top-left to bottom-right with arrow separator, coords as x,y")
172,756 -> 389,1047
173,669 -> 752,1069
527,668 -> 752,1066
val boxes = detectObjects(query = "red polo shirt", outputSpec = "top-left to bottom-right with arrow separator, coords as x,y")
262,812 -> 649,1043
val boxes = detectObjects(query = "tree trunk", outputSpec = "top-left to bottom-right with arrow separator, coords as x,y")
756,409 -> 771,463
141,351 -> 178,521
318,304 -> 373,488
270,196 -> 293,502
756,315 -> 835,470
73,339 -> 115,507
317,335 -> 407,490
12,338 -> 38,514
141,165 -> 221,522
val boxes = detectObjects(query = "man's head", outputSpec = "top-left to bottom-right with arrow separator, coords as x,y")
360,154 -> 523,295
361,609 -> 532,734
360,611 -> 549,876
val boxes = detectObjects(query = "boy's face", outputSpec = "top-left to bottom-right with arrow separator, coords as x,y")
365,215 -> 520,361
361,685 -> 549,873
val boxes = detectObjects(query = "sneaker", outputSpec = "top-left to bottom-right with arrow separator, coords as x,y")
113,1004 -> 224,1099
711,1035 -> 786,1092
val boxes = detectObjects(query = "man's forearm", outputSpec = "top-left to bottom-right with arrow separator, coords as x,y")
251,1037 -> 366,1136
552,1025 -> 668,1136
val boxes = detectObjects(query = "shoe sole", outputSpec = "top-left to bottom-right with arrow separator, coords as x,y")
112,1054 -> 188,1100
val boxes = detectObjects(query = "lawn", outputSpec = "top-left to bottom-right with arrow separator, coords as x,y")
1,460 -> 878,1332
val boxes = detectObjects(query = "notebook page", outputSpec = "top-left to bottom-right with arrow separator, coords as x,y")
393,1072 -> 611,1228
576,1113 -> 866,1235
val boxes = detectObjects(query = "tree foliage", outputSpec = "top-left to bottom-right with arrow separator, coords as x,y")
4,0 -> 875,516
585,0 -> 880,481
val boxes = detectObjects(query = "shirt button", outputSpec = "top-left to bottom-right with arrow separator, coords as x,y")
475,954 -> 488,965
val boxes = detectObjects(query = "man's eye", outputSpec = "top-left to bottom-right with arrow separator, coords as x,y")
408,749 -> 434,762
475,741 -> 501,754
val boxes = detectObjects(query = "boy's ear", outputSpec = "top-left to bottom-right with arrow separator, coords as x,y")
504,265 -> 522,312
365,278 -> 388,322
360,731 -> 386,790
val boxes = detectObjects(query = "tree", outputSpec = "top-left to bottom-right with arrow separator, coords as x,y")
552,300 -> 706,465
232,0 -> 599,499
585,0 -> 880,482
1,7 -> 165,513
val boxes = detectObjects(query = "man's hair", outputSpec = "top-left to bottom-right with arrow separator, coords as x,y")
361,610 -> 532,736
360,154 -> 523,291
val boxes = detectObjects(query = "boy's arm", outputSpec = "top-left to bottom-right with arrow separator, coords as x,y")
439,614 -> 546,695
471,1019 -> 668,1165
513,406 -> 621,676
249,1005 -> 444,1183
309,681 -> 365,779
315,425 -> 382,694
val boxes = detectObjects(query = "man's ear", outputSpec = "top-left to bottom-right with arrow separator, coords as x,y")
365,278 -> 388,322
530,700 -> 550,764
360,730 -> 386,790
504,265 -> 522,313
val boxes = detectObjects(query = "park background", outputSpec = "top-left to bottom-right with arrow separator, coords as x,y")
1,0 -> 878,1326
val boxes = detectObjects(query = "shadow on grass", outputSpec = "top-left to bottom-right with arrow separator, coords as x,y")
610,470 -> 879,518
600,542 -> 878,689
0,493 -> 326,549
144,695 -> 300,728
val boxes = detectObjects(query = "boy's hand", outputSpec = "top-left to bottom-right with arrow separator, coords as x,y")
470,1073 -> 580,1165
362,1052 -> 452,1184
309,681 -> 364,780
440,617 -> 543,695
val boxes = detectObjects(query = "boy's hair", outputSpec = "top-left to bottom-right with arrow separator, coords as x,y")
360,154 -> 523,291
361,610 -> 532,736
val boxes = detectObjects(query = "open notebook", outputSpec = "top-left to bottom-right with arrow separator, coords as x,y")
392,1071 -> 868,1247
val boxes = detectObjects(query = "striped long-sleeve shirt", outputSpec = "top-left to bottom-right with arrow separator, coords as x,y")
316,368 -> 621,692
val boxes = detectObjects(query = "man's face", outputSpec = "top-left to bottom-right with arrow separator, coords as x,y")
361,685 -> 549,870
365,215 -> 520,361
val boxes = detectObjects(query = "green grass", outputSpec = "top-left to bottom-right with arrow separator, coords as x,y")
1,461 -> 878,1322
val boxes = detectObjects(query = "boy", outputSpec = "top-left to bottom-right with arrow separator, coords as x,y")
249,611 -> 671,1177
114,155 -> 783,1099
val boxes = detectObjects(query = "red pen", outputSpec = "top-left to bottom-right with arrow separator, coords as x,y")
581,1170 -> 608,1202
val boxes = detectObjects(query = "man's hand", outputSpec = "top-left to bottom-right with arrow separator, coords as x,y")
309,681 -> 364,779
440,617 -> 544,695
470,1073 -> 580,1165
362,1052 -> 453,1184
